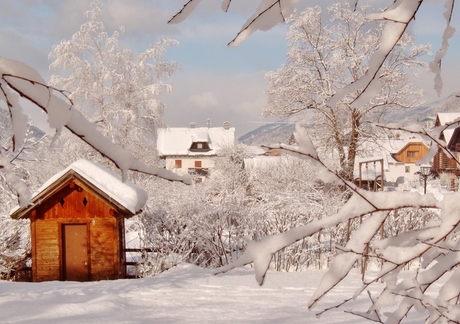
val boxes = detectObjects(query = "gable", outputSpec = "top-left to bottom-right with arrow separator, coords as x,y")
391,141 -> 429,163
435,112 -> 460,127
435,113 -> 460,144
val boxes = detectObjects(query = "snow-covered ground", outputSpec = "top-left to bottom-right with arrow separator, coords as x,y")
0,264 -> 436,323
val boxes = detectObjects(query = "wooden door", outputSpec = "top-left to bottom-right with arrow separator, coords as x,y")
62,224 -> 89,281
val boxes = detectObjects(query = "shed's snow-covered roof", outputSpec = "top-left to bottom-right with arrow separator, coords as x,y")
157,126 -> 235,156
11,159 -> 148,217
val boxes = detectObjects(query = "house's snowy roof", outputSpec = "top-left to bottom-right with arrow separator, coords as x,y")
437,112 -> 460,145
437,112 -> 460,126
11,159 -> 148,217
157,126 -> 235,157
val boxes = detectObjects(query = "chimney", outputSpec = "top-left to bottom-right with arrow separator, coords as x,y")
223,121 -> 230,130
207,118 -> 212,128
190,122 -> 196,129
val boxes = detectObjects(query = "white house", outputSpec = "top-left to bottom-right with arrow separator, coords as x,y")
156,121 -> 235,182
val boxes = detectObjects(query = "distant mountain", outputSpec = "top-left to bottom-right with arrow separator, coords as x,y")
238,121 -> 295,146
0,107 -> 46,140
381,91 -> 460,125
238,91 -> 460,145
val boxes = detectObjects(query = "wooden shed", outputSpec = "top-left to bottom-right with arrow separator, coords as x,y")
10,159 -> 147,282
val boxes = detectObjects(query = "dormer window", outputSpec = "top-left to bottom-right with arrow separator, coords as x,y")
190,141 -> 211,152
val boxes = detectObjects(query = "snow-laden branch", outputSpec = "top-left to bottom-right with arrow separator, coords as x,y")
170,0 -> 454,107
168,0 -> 203,24
329,0 -> 423,107
169,0 -> 299,47
214,126 -> 439,289
0,57 -> 190,206
429,0 -> 456,96
376,120 -> 460,167
211,122 -> 460,321
0,150 -> 32,206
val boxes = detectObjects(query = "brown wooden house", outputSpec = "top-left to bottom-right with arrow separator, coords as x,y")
433,113 -> 460,177
390,140 -> 430,164
10,159 -> 147,282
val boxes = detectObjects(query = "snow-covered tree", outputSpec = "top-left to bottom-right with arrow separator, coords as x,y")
264,4 -> 429,180
207,143 -> 253,205
49,0 -> 178,161
247,154 -> 348,271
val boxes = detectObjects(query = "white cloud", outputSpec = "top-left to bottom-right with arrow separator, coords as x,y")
162,70 -> 275,137
105,0 -> 178,37
189,91 -> 219,109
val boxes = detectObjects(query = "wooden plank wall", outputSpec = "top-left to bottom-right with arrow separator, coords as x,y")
30,181 -> 123,282
393,143 -> 429,164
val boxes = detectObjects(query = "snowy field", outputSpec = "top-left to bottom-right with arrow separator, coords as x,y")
0,264 -> 436,323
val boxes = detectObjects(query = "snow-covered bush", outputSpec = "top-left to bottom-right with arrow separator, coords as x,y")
0,216 -> 30,281
247,156 -> 348,271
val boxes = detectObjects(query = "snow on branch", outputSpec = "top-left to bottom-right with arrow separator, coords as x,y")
168,0 -> 203,24
171,0 -> 455,108
214,125 -> 441,312
376,120 -> 460,167
226,0 -> 299,47
169,0 -> 299,46
429,0 -> 456,96
0,151 -> 32,207
0,57 -> 190,205
329,0 -> 423,107
211,123 -> 460,320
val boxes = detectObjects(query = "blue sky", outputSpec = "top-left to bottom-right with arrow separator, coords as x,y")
1,0 -> 459,137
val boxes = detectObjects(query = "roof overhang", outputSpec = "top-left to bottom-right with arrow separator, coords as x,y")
10,170 -> 136,220
10,159 -> 148,219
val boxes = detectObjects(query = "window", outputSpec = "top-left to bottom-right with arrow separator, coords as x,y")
189,142 -> 211,151
195,161 -> 202,168
407,151 -> 417,158
405,166 -> 410,173
175,160 -> 182,168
